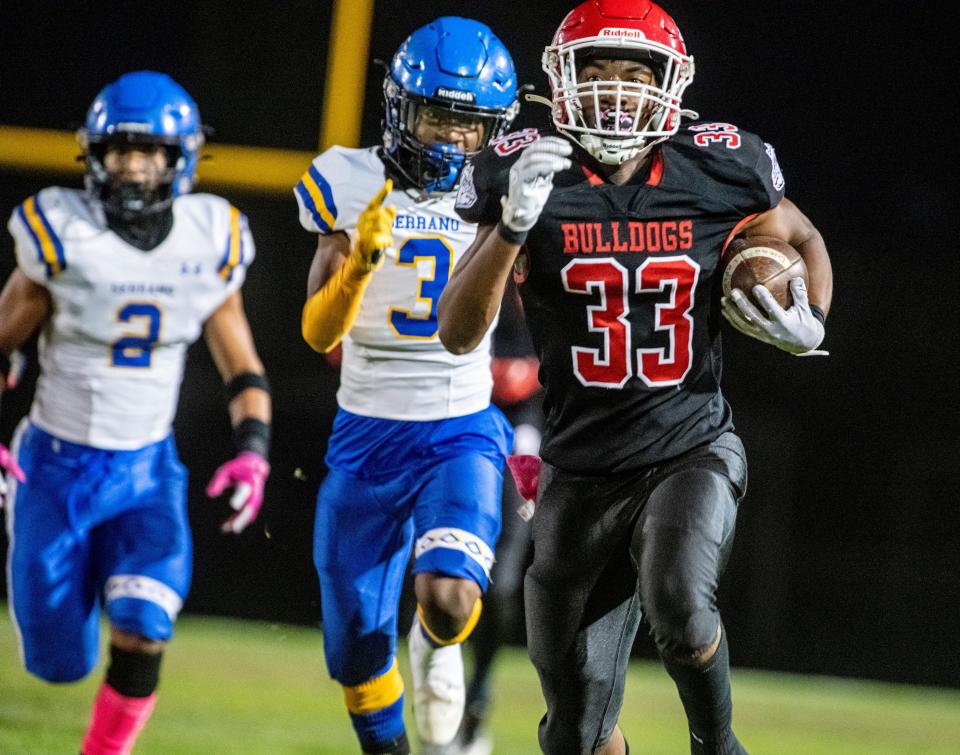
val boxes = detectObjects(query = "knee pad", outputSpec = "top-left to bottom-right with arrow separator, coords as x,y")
105,575 -> 182,643
106,645 -> 163,697
414,528 -> 495,592
656,609 -> 721,666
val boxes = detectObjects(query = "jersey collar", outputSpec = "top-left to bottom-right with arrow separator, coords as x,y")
579,147 -> 664,187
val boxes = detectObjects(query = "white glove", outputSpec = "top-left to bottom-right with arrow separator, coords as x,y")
722,277 -> 827,356
501,137 -> 573,234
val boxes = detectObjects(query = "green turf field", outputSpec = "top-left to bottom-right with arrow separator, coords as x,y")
1,609 -> 958,753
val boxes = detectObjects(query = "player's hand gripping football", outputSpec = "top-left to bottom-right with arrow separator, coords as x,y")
353,179 -> 397,272
206,451 -> 271,534
501,136 -> 573,235
722,277 -> 827,356
0,352 -> 28,508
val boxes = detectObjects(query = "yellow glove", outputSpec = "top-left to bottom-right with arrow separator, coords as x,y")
301,180 -> 398,353
353,179 -> 397,271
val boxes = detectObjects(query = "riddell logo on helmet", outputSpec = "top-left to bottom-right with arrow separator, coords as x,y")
599,27 -> 648,40
435,87 -> 476,103
116,122 -> 152,132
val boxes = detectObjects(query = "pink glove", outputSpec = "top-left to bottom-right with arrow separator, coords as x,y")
0,443 -> 26,509
506,454 -> 541,522
205,451 -> 270,534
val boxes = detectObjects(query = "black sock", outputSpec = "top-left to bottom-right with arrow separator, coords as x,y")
661,626 -> 745,754
362,733 -> 410,755
105,645 -> 163,698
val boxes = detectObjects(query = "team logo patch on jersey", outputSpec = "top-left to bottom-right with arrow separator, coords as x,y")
765,142 -> 785,191
455,163 -> 478,209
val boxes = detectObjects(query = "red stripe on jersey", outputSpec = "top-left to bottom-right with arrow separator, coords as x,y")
581,165 -> 604,186
646,150 -> 664,186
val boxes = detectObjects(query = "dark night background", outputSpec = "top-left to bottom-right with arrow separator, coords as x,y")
1,1 -> 958,688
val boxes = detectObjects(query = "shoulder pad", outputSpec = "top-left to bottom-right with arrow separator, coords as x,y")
7,187 -> 73,281
668,121 -> 785,212
456,130 -> 544,224
294,146 -> 383,234
177,194 -> 255,286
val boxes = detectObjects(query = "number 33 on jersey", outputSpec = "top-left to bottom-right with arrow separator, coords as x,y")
295,146 -> 493,421
457,122 -> 786,471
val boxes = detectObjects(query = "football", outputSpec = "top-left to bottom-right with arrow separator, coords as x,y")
722,236 -> 807,309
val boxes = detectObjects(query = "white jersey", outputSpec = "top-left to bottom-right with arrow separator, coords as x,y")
295,146 -> 494,421
7,187 -> 253,450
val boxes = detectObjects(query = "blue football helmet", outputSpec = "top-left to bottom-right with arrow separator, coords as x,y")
383,17 -> 519,194
77,70 -> 204,218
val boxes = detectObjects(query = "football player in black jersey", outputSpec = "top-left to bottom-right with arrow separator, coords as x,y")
438,1 -> 833,754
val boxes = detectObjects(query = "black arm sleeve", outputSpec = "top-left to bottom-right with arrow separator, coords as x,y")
455,137 -> 522,225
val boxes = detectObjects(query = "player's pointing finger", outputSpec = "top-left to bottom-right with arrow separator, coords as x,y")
368,179 -> 394,210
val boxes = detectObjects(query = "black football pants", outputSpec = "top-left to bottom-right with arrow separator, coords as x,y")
525,432 -> 748,755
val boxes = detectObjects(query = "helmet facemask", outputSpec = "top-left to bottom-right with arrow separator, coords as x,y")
79,132 -> 192,250
82,135 -> 184,219
383,77 -> 519,194
543,38 -> 694,165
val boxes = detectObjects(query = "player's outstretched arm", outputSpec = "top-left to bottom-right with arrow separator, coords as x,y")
0,269 -> 51,503
439,137 -> 572,354
203,291 -> 272,534
301,180 -> 396,353
438,224 -> 511,354
722,198 -> 833,355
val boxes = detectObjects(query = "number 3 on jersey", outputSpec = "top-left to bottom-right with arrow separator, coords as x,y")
562,257 -> 700,388
111,302 -> 162,368
389,236 -> 452,339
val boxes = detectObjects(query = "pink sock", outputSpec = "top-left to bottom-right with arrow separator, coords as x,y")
81,682 -> 157,755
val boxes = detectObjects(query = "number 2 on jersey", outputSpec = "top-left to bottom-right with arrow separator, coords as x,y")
562,257 -> 700,388
111,302 -> 162,368
389,236 -> 452,339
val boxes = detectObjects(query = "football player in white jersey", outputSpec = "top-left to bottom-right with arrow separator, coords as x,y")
294,17 -> 519,755
0,71 -> 271,755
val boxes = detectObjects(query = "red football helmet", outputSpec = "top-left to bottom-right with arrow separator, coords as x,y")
542,0 -> 695,164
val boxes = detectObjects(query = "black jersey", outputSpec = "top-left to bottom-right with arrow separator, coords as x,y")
456,123 -> 785,474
